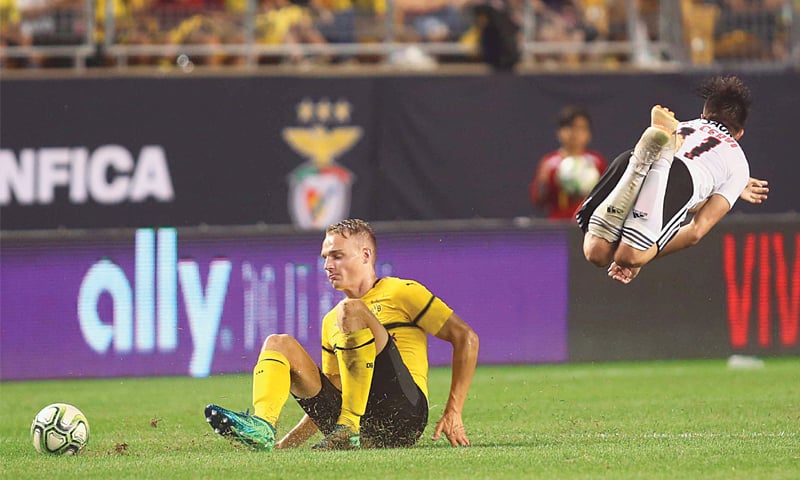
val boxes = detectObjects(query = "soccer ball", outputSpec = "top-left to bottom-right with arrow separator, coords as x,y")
31,403 -> 90,455
556,155 -> 600,196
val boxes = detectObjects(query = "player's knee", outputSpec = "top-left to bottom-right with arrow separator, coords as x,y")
584,249 -> 611,267
262,333 -> 298,353
583,239 -> 613,267
613,246 -> 648,269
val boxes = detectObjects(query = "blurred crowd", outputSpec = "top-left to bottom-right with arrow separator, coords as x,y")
0,0 -> 795,68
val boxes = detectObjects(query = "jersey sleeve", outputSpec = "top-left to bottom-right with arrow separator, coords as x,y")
396,281 -> 454,335
714,153 -> 750,210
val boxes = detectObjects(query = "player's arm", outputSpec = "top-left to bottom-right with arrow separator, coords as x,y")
609,193 -> 732,284
658,193 -> 730,258
275,414 -> 318,449
687,199 -> 706,214
431,312 -> 479,447
739,177 -> 769,204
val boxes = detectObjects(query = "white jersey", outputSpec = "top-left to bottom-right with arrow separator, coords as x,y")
675,118 -> 750,210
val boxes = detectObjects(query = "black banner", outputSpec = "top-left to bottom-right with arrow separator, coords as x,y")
2,72 -> 798,230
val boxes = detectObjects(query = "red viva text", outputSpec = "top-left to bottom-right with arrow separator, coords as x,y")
723,233 -> 800,348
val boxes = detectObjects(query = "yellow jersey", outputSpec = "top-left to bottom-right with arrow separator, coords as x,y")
254,5 -> 310,45
0,0 -> 20,32
321,277 -> 453,399
317,0 -> 386,14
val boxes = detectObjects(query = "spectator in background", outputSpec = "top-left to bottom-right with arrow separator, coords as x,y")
529,105 -> 607,220
471,0 -> 520,71
310,0 -> 387,63
94,0 -> 161,66
533,0 -> 586,64
351,0 -> 387,40
396,0 -> 471,42
532,0 -> 599,65
16,0 -> 83,66
165,0 -> 247,66
1,0 -> 34,68
253,0 -> 328,64
312,0 -> 357,45
713,0 -> 788,61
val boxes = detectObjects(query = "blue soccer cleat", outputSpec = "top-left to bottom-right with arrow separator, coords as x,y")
205,404 -> 276,451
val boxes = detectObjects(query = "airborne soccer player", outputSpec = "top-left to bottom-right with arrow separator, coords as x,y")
577,75 -> 769,284
205,219 -> 479,450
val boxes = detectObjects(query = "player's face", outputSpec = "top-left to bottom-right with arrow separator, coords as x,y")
558,116 -> 591,153
320,233 -> 371,291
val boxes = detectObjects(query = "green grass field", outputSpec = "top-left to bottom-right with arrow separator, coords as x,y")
1,358 -> 798,479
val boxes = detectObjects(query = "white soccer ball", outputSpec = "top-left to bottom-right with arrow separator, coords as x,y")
31,403 -> 90,455
556,155 -> 600,196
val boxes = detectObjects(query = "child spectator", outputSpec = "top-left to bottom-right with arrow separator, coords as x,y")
529,105 -> 607,219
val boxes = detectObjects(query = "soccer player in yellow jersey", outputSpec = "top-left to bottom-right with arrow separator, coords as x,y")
205,219 -> 479,450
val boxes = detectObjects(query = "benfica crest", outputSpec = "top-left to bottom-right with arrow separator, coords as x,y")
284,98 -> 362,230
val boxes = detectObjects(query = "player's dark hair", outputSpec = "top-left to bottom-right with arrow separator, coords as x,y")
557,105 -> 592,129
326,219 -> 377,255
698,76 -> 751,135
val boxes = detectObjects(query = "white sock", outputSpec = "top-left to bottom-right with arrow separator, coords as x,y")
587,160 -> 647,242
587,127 -> 672,242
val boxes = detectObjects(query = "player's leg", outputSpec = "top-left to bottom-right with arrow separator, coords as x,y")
255,334 -> 324,422
314,298 -> 389,449
205,334 -> 321,450
586,106 -> 678,252
360,336 -> 428,448
614,156 -> 693,268
578,149 -> 631,266
293,370 -> 344,437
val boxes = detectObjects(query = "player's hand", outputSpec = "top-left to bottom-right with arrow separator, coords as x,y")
740,177 -> 769,204
432,409 -> 470,447
608,262 -> 641,284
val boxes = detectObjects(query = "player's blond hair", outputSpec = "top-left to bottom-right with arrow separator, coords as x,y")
326,219 -> 377,259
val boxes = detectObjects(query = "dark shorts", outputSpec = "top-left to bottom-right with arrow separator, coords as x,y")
576,149 -> 632,232
576,148 -> 694,251
294,337 -> 428,448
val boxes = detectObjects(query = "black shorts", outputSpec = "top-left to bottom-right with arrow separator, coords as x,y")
576,149 -> 632,232
576,148 -> 694,251
294,337 -> 428,448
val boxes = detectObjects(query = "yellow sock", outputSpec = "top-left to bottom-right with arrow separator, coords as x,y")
333,327 -> 376,432
252,350 -> 290,426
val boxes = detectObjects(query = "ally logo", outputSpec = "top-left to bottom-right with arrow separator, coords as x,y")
77,228 -> 231,377
283,98 -> 362,230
